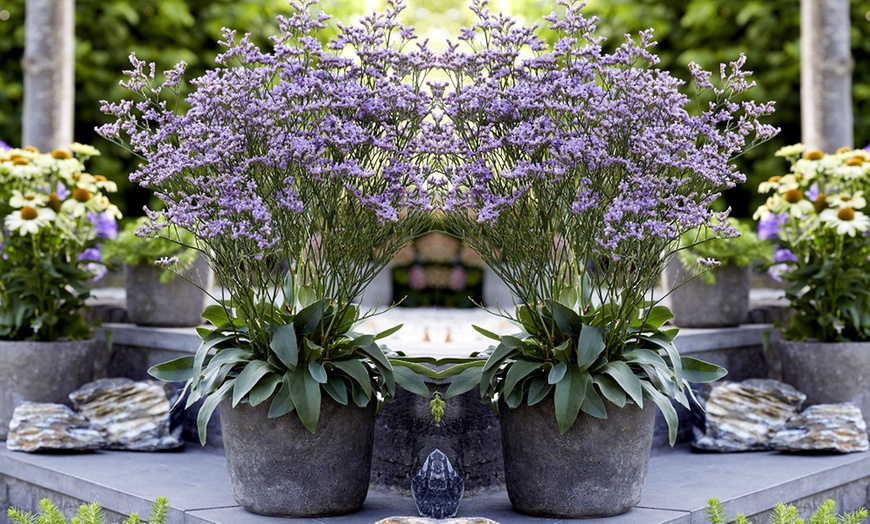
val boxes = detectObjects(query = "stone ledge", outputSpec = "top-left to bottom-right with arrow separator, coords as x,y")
0,445 -> 868,523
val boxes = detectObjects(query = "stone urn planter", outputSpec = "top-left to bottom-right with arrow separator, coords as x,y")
219,397 -> 376,517
662,259 -> 751,328
124,254 -> 213,327
779,339 -> 870,427
500,397 -> 656,518
0,338 -> 100,439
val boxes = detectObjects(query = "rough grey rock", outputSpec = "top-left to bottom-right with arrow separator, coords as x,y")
69,378 -> 183,451
693,379 -> 806,451
6,402 -> 106,452
411,449 -> 465,519
376,519 -> 498,524
770,403 -> 870,453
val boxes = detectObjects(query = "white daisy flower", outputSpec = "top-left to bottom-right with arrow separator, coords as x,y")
60,187 -> 97,217
772,189 -> 815,218
4,206 -> 56,236
70,143 -> 101,157
775,143 -> 806,158
819,207 -> 870,237
8,189 -> 49,208
827,191 -> 867,210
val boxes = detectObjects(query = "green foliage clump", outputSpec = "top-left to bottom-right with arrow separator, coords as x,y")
101,217 -> 199,283
706,497 -> 868,524
8,497 -> 168,524
677,219 -> 773,284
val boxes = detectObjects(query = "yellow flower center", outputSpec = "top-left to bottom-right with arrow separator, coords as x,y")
842,195 -> 852,202
847,157 -> 864,167
814,194 -> 828,214
22,146 -> 39,153
804,150 -> 824,161
784,189 -> 804,204
73,188 -> 92,203
20,207 -> 38,220
838,207 -> 856,221
94,174 -> 107,182
767,175 -> 782,183
48,193 -> 62,212
12,157 -> 29,166
836,147 -> 853,154
51,149 -> 71,160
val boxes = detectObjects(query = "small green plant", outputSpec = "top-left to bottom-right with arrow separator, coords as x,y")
8,496 -> 168,524
677,219 -> 773,284
706,497 -> 868,524
102,217 -> 199,284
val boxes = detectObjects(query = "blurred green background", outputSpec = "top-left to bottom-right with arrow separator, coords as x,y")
1,0 -> 868,218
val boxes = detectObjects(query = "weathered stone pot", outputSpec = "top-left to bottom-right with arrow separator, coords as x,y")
662,259 -> 751,328
124,254 -> 213,326
0,338 -> 99,440
500,397 -> 656,518
219,397 -> 376,517
779,339 -> 870,426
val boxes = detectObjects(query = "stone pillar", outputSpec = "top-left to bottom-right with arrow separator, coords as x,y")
22,0 -> 75,152
800,0 -> 853,152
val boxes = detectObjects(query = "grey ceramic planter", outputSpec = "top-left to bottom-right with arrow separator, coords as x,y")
219,397 -> 376,517
500,397 -> 656,518
780,339 -> 870,427
124,254 -> 213,327
0,338 -> 99,439
662,259 -> 751,328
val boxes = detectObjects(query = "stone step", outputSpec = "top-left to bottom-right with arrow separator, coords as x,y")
1,444 -> 868,523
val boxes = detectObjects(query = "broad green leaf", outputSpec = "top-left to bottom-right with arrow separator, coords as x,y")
389,359 -> 443,380
548,300 -> 582,338
232,360 -> 273,406
681,356 -> 728,383
548,361 -> 568,384
577,324 -> 606,369
268,375 -> 295,418
472,324 -> 502,341
201,304 -> 233,327
638,334 -> 683,386
593,374 -> 627,407
505,384 -> 525,408
293,299 -> 325,336
352,334 -> 376,348
501,335 -> 526,349
558,285 -> 578,309
308,361 -> 328,384
481,343 -> 515,374
444,366 -> 483,398
375,323 -> 403,340
196,381 -> 233,445
302,338 -> 324,361
580,376 -> 607,419
332,359 -> 373,397
602,360 -> 644,407
351,382 -> 370,407
526,375 -> 553,406
248,374 -> 282,407
640,305 -> 674,329
641,381 -> 678,445
430,360 -> 485,380
148,356 -> 195,382
357,342 -> 392,373
502,360 -> 542,400
323,375 -> 349,405
270,323 -> 298,370
554,367 -> 586,434
191,333 -> 235,386
393,365 -> 430,397
289,367 -> 321,433
206,347 -> 254,369
551,339 -> 572,362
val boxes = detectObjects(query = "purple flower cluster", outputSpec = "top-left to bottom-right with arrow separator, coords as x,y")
98,0 -> 434,255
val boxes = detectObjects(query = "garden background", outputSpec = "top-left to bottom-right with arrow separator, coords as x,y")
0,0 -> 868,218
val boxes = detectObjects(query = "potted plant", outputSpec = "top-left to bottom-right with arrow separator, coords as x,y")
662,219 -> 773,327
102,217 -> 212,326
98,2 -> 431,518
0,143 -> 120,439
754,144 -> 870,425
438,1 -> 775,518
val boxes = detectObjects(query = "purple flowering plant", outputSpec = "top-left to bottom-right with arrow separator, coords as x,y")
754,145 -> 870,342
98,0 -> 436,438
436,0 -> 776,440
0,144 -> 121,341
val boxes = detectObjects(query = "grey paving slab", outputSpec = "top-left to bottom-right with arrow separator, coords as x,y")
2,438 -> 869,524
